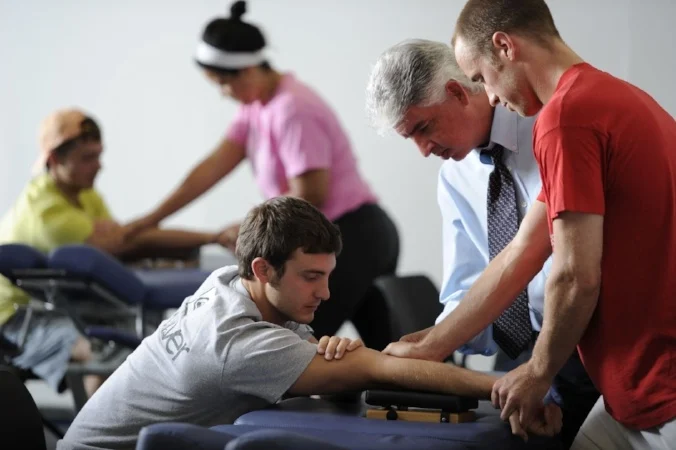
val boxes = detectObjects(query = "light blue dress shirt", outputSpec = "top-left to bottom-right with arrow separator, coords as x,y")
436,105 -> 552,356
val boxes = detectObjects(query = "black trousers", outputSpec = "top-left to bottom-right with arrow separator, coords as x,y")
309,203 -> 400,351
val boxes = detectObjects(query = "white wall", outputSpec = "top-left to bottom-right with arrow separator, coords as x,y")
1,0 -> 675,366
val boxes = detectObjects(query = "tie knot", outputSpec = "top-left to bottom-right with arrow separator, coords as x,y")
481,145 -> 505,166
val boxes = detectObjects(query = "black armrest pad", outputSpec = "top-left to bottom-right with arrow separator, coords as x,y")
364,389 -> 479,412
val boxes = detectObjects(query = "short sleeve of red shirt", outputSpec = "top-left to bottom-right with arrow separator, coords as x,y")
277,114 -> 332,179
225,107 -> 250,147
536,188 -> 546,202
536,126 -> 606,220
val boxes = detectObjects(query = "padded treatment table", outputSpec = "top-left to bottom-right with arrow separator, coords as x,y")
133,269 -> 211,310
137,422 -> 472,450
0,243 -> 49,275
228,395 -> 562,450
0,243 -> 211,412
1,243 -> 215,346
49,244 -> 211,313
0,243 -> 210,321
136,395 -> 561,450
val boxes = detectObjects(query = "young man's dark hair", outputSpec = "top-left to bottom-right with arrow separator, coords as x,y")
236,196 -> 342,280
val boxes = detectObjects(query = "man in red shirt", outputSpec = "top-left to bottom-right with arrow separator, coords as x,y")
446,0 -> 676,447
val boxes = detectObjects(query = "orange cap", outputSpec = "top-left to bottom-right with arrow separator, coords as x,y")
33,108 -> 91,175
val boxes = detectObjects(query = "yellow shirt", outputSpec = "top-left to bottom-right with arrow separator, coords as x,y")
0,174 -> 112,324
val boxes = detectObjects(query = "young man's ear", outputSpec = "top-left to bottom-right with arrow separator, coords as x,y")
491,31 -> 517,62
251,257 -> 274,283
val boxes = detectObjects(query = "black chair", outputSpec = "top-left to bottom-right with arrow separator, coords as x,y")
0,366 -> 48,449
1,333 -> 65,441
370,274 -> 443,341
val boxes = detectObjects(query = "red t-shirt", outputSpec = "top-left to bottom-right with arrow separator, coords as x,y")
534,62 -> 676,429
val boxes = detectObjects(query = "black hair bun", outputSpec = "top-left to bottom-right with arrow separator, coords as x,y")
230,1 -> 246,21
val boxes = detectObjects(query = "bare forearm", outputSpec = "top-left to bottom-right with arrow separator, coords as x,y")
421,242 -> 546,360
376,354 -> 497,399
150,138 -> 246,223
290,348 -> 495,398
151,162 -> 224,223
89,227 -> 213,260
531,274 -> 599,379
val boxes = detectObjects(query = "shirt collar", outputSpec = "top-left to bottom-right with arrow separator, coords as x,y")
477,105 -> 519,154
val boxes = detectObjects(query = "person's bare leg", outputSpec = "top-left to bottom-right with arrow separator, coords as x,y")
69,336 -> 106,396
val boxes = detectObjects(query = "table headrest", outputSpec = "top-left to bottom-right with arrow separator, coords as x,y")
0,244 -> 48,278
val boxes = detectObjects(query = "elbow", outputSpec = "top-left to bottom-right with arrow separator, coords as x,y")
549,266 -> 601,305
574,269 -> 602,298
358,352 -> 389,386
307,195 -> 327,209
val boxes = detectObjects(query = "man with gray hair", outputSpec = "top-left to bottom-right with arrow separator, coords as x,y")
366,38 -> 598,448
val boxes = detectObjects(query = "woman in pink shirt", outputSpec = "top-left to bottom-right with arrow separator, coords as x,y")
128,1 -> 400,349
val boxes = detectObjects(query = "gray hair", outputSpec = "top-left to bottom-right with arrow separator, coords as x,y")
365,39 -> 483,135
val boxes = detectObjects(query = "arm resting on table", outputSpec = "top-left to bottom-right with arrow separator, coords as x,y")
289,347 -> 496,399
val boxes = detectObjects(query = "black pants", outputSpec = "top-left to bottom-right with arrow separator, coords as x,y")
549,349 -> 601,449
309,203 -> 400,351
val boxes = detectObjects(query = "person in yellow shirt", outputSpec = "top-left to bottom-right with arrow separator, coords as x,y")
0,108 -> 231,396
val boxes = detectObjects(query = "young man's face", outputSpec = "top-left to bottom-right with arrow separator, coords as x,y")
265,249 -> 336,324
51,141 -> 103,190
454,36 -> 542,117
396,82 -> 492,161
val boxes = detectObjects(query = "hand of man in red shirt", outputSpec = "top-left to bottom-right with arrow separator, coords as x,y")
492,362 -> 554,434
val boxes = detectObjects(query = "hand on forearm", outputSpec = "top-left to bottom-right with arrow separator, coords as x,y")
122,172 -> 214,240
383,244 -> 542,362
493,213 -> 603,437
419,242 -> 541,360
386,203 -> 551,363
316,336 -> 364,360
399,326 -> 434,343
213,223 -> 240,252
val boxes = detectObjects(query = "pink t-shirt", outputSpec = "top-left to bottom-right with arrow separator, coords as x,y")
226,73 -> 377,221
